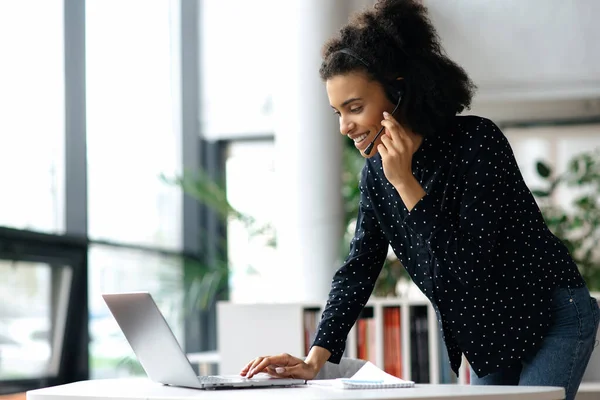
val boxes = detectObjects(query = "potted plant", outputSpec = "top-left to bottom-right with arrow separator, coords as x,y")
531,149 -> 600,291
531,147 -> 600,384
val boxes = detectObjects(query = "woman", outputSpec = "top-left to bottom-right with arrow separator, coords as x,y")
240,1 -> 599,398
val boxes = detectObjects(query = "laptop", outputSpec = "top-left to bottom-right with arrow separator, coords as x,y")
102,292 -> 306,389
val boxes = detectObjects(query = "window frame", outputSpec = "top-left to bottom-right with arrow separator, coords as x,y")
0,227 -> 88,392
0,0 -> 228,389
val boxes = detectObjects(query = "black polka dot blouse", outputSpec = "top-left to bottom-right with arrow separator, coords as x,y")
312,115 -> 585,378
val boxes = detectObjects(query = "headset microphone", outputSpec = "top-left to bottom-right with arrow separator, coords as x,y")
364,89 -> 404,155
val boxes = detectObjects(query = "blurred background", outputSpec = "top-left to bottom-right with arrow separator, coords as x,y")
1,0 -> 599,394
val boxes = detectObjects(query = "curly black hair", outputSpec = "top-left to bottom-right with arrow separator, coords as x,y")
319,0 -> 476,137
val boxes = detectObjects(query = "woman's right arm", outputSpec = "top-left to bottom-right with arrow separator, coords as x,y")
310,182 -> 389,363
241,168 -> 388,378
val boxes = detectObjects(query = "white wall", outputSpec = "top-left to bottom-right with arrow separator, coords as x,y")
200,1 -> 600,140
199,0 -> 374,140
424,0 -> 600,122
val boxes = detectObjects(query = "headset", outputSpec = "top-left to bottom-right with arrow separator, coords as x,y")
335,48 -> 405,155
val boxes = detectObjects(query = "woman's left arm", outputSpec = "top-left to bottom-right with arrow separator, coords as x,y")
403,125 -> 510,288
379,113 -> 510,288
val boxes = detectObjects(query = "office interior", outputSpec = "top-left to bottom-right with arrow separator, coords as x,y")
1,0 -> 599,397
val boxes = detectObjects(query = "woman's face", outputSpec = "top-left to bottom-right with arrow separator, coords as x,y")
326,71 -> 395,158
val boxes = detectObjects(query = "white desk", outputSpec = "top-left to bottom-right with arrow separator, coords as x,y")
26,378 -> 565,400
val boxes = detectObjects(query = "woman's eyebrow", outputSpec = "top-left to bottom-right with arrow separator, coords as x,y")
330,97 -> 363,109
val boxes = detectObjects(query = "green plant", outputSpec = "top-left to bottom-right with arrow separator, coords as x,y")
162,170 -> 275,241
160,171 -> 274,311
532,149 -> 600,290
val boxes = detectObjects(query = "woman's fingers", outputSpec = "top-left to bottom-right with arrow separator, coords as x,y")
247,356 -> 274,378
265,365 -> 283,377
380,133 -> 394,153
380,129 -> 407,157
380,120 -> 405,145
382,112 -> 406,141
268,363 -> 313,380
240,359 -> 257,376
241,356 -> 266,377
246,353 -> 293,378
241,353 -> 319,380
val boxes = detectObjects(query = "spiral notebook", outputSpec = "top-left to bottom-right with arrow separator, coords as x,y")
309,361 -> 415,389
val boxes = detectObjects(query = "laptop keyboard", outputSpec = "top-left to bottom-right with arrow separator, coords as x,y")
197,376 -> 243,383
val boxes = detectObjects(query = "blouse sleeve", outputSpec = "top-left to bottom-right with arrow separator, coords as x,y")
311,170 -> 388,363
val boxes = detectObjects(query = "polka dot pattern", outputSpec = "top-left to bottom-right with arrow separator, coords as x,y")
312,116 -> 585,378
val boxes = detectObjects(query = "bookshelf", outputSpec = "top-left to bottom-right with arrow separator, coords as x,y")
338,296 -> 468,384
216,291 -> 600,396
217,289 -> 471,383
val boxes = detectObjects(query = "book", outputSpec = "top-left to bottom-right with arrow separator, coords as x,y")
383,307 -> 402,378
303,308 -> 320,355
410,306 -> 430,383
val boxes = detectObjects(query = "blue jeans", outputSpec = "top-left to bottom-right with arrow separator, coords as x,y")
470,286 -> 600,400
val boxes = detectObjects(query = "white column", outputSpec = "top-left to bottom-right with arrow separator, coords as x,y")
273,0 -> 350,303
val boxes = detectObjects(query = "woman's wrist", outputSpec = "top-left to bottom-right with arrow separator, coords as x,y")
305,346 -> 331,374
394,176 -> 426,211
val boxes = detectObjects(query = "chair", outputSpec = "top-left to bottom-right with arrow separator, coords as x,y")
313,358 -> 367,380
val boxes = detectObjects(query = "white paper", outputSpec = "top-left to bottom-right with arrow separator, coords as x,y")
349,361 -> 412,384
307,362 -> 414,389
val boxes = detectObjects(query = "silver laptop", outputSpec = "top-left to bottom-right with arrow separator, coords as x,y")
102,292 -> 306,389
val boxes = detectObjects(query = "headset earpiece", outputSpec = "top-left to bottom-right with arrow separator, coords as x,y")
384,80 -> 405,105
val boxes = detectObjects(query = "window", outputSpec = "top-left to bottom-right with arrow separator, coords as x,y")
88,245 -> 184,379
1,0 -> 203,387
0,0 -> 65,233
86,0 -> 182,250
225,141 -> 277,302
199,1 -> 278,139
86,0 -> 187,379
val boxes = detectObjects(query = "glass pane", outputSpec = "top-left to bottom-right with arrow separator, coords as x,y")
88,244 -> 184,379
0,0 -> 65,233
225,141 -> 278,302
0,261 -> 71,380
505,124 -> 600,209
86,0 -> 182,250
200,1 -> 277,139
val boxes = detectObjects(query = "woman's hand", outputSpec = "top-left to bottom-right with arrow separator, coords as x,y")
378,111 -> 418,188
240,353 -> 319,380
378,111 -> 426,210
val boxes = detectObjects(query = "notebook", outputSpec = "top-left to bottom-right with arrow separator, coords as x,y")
309,361 -> 415,389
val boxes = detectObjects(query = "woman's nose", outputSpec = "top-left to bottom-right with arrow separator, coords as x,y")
340,118 -> 354,135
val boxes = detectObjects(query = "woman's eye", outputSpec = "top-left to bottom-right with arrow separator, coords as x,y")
350,107 -> 362,113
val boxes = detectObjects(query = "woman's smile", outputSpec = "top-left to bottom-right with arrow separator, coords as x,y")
350,131 -> 371,148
